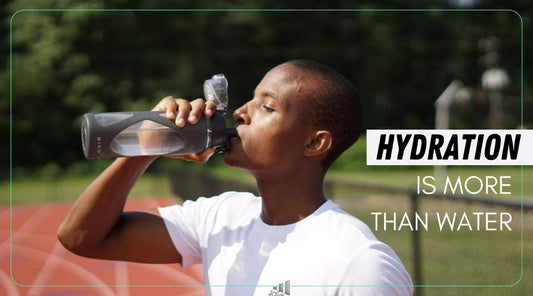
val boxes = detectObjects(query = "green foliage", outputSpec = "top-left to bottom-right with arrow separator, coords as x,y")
330,135 -> 367,171
2,1 -> 531,179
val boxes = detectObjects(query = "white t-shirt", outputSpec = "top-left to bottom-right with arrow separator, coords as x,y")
159,191 -> 413,296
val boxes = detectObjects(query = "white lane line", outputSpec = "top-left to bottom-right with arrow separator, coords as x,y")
26,241 -> 64,295
2,207 -> 51,293
114,261 -> 129,296
9,243 -> 116,296
0,268 -> 21,296
5,207 -> 50,246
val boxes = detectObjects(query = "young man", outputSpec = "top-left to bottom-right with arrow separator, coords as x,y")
58,60 -> 413,295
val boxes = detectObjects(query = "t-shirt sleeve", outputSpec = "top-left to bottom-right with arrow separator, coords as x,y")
338,242 -> 414,296
158,196 -> 222,267
158,192 -> 257,268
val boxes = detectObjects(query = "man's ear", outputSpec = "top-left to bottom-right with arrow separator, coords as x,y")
303,130 -> 332,157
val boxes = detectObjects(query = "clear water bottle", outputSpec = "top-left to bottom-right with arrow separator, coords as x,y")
81,74 -> 236,159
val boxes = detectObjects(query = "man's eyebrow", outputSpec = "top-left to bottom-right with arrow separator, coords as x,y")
254,90 -> 278,100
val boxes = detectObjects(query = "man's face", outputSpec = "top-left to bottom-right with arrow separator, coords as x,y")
224,64 -> 317,176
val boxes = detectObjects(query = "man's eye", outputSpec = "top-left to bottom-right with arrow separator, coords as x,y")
262,105 -> 275,112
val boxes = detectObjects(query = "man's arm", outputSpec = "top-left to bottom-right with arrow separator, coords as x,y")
57,97 -> 215,263
57,156 -> 182,263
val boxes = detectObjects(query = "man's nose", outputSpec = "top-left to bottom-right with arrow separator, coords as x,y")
233,103 -> 251,125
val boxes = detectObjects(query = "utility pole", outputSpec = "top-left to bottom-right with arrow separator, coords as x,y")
434,80 -> 463,191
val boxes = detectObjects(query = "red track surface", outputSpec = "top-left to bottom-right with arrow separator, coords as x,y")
1,197 -> 206,296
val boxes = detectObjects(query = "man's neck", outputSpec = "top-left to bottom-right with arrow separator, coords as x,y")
255,171 -> 327,225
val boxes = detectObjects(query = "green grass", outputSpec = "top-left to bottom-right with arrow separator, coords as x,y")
2,173 -> 174,205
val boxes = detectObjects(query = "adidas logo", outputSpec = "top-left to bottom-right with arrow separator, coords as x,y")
268,280 -> 290,296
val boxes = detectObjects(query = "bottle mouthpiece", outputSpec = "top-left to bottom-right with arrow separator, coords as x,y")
225,127 -> 237,139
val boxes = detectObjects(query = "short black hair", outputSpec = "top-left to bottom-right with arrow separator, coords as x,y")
287,59 -> 362,168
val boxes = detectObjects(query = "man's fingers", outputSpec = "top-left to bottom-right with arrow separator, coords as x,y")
188,98 -> 206,124
175,99 -> 192,127
153,97 -> 210,127
152,96 -> 178,119
205,100 -> 217,117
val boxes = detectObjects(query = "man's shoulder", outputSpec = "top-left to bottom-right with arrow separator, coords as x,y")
191,191 -> 261,228
215,191 -> 259,201
316,200 -> 378,242
317,202 -> 413,290
160,191 -> 260,226
314,201 -> 407,265
183,191 -> 258,207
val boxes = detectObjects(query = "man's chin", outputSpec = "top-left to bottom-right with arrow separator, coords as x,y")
222,150 -> 238,167
223,149 -> 248,170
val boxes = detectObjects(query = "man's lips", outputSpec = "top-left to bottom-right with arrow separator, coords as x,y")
230,137 -> 241,146
231,123 -> 242,140
228,124 -> 241,148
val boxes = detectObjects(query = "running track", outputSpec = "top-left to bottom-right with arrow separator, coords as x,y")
1,197 -> 206,296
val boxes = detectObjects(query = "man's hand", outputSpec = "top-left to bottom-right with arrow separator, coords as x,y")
152,96 -> 217,162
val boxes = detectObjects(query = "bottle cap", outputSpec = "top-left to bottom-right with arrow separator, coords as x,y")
204,74 -> 228,112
